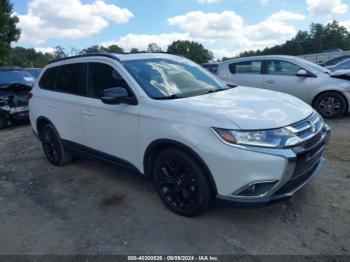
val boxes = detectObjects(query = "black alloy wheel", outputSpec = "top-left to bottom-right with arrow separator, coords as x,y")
153,148 -> 212,217
40,124 -> 72,166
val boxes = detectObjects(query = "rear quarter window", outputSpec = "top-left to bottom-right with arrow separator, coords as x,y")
39,67 -> 58,90
229,61 -> 262,74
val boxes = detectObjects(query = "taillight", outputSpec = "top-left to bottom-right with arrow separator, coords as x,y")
27,92 -> 33,101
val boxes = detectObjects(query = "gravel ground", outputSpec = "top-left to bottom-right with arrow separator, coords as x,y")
0,118 -> 349,255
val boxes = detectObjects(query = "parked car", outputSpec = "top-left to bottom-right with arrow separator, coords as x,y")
29,53 -> 330,216
25,68 -> 42,78
326,58 -> 350,72
321,55 -> 350,67
218,55 -> 350,118
0,67 -> 34,129
201,62 -> 219,74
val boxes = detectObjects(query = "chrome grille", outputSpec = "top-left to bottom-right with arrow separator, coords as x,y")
286,112 -> 325,144
288,112 -> 327,179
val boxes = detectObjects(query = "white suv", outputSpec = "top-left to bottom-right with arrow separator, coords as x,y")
29,53 -> 331,216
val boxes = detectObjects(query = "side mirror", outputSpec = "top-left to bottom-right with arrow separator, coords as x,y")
101,87 -> 137,105
296,69 -> 309,77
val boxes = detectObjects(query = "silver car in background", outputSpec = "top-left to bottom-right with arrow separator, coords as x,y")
218,55 -> 350,118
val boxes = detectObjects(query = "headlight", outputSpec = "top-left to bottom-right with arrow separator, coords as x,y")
212,127 -> 302,148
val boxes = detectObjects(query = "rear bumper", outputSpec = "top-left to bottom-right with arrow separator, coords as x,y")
0,105 -> 29,122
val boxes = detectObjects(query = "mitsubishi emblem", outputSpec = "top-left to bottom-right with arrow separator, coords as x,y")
309,121 -> 316,133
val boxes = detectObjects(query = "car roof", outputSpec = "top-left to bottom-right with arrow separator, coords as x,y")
48,52 -> 184,65
221,55 -> 298,63
0,66 -> 23,71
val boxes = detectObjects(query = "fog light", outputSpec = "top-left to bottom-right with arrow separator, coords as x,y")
234,181 -> 277,197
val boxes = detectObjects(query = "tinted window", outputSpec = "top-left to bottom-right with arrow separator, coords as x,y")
56,63 -> 83,95
268,60 -> 302,76
39,67 -> 58,90
230,61 -> 262,74
87,63 -> 129,98
210,65 -> 218,74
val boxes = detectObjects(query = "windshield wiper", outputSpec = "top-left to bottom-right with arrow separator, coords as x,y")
154,94 -> 183,100
207,84 -> 237,94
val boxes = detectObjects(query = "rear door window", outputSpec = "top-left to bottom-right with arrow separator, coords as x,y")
56,63 -> 83,95
229,61 -> 262,74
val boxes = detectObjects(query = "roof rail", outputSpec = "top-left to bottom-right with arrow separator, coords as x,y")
48,53 -> 120,64
117,51 -> 185,58
48,52 -> 186,65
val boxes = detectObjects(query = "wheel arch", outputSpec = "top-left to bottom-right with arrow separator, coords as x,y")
36,116 -> 56,137
143,139 -> 218,195
312,90 -> 349,113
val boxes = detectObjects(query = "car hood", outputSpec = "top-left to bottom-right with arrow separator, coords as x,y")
170,86 -> 314,130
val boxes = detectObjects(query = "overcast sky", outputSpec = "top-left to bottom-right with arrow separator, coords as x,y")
11,0 -> 350,58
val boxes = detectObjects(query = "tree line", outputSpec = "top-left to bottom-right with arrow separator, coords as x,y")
4,40 -> 214,68
1,0 -> 350,68
236,21 -> 350,59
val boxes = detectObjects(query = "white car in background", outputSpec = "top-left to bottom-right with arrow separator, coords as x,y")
218,55 -> 350,118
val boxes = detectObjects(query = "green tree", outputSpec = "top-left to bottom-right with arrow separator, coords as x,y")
238,20 -> 350,58
130,48 -> 139,53
147,43 -> 162,53
7,47 -> 54,67
107,44 -> 124,53
167,40 -> 213,63
80,45 -> 108,55
0,0 -> 21,65
53,46 -> 67,59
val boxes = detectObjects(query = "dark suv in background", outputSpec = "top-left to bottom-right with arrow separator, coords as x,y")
0,67 -> 34,130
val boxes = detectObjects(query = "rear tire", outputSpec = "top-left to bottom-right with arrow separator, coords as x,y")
152,148 -> 213,217
39,123 -> 72,166
314,92 -> 347,119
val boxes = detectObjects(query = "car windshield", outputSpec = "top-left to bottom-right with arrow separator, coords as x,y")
337,59 -> 350,68
296,58 -> 331,74
0,70 -> 35,86
123,58 -> 226,99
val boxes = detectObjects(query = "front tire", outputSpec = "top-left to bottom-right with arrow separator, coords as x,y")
39,124 -> 72,166
314,92 -> 347,118
152,148 -> 213,217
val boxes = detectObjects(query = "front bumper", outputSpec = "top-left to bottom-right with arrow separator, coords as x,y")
217,157 -> 325,206
215,123 -> 331,206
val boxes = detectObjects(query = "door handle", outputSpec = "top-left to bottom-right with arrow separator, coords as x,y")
266,80 -> 275,84
82,110 -> 93,117
48,104 -> 56,109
